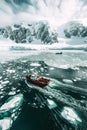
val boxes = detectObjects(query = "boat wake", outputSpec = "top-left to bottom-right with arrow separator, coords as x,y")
25,79 -> 87,112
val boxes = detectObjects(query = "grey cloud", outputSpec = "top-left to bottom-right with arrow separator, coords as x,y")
4,0 -> 32,13
5,0 -> 31,5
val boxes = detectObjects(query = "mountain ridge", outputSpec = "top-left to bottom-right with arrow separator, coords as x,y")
0,21 -> 58,44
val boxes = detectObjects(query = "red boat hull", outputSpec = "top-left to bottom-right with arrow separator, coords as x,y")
26,75 -> 50,87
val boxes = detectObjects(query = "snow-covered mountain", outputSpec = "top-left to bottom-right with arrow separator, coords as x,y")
1,20 -> 87,46
0,21 -> 58,44
0,0 -> 87,46
58,21 -> 87,38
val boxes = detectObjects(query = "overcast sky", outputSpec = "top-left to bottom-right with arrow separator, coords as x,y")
0,0 -> 87,26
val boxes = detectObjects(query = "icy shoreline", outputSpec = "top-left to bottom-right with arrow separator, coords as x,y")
0,50 -> 86,70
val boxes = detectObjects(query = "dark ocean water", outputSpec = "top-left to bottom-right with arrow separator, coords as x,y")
0,58 -> 87,130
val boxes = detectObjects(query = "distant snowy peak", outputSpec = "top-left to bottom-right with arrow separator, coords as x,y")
58,21 -> 87,38
0,21 -> 58,44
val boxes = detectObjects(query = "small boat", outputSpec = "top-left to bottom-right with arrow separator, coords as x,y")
26,75 -> 50,87
56,52 -> 62,54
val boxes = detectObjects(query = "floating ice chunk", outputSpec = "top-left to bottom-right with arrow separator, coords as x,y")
0,95 -> 4,99
0,91 -> 3,95
59,65 -> 69,69
61,107 -> 82,125
47,99 -> 57,109
0,76 -> 2,80
0,118 -> 12,130
1,81 -> 9,85
46,73 -> 50,76
72,67 -> 79,70
22,60 -> 27,63
0,85 -> 3,89
6,69 -> 15,73
40,67 -> 44,72
30,63 -> 41,67
49,67 -> 54,70
75,77 -> 81,81
0,94 -> 23,111
8,91 -> 16,96
0,94 -> 23,118
23,70 -> 26,73
63,79 -> 73,84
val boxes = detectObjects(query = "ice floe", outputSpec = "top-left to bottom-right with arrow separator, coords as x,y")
0,94 -> 23,118
0,118 -> 12,130
61,107 -> 82,125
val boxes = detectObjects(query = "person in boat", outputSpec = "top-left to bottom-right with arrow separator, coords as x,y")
30,72 -> 40,80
